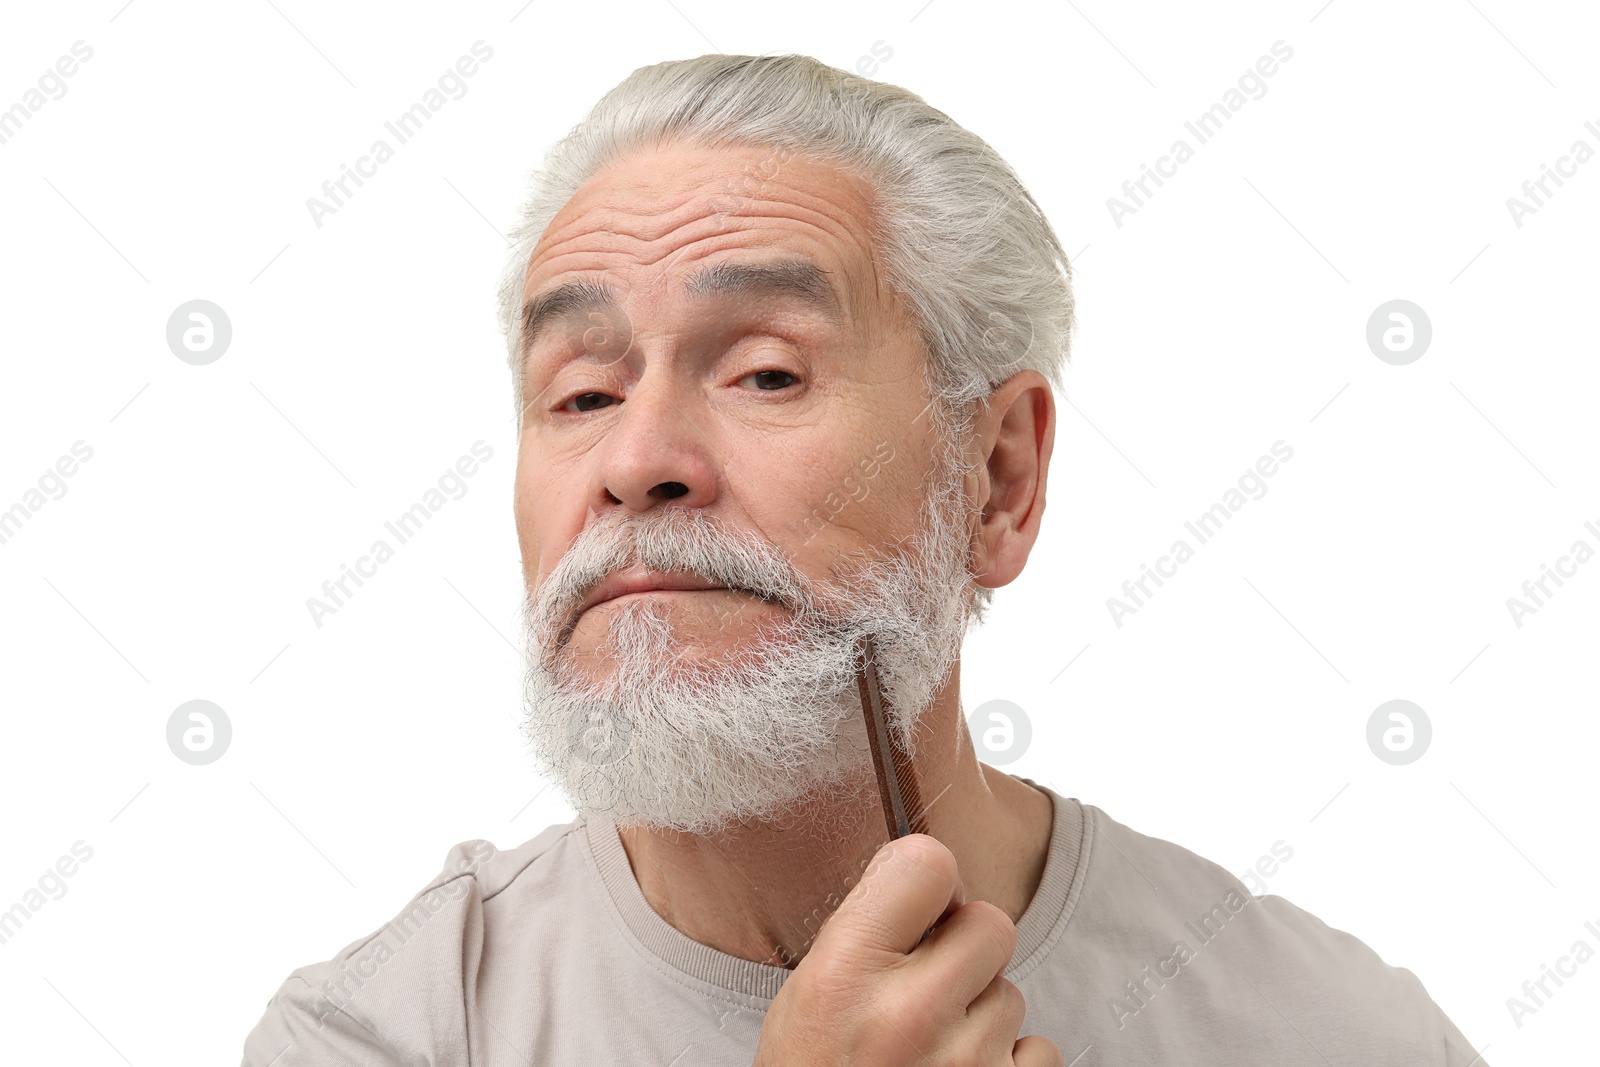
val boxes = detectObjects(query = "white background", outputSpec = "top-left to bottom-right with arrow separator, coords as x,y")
1,0 -> 1595,1062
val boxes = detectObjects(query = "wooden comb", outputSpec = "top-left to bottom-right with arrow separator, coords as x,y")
855,635 -> 928,841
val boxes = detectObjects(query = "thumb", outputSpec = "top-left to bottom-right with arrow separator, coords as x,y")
814,834 -> 965,962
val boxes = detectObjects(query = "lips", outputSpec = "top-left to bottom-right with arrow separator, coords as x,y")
577,569 -> 729,615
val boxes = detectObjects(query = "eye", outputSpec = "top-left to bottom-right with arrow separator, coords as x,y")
741,370 -> 796,391
563,391 -> 617,413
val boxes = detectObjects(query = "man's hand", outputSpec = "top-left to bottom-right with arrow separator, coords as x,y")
753,834 -> 1063,1066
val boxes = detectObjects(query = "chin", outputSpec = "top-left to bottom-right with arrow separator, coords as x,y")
561,599 -> 786,674
609,756 -> 881,838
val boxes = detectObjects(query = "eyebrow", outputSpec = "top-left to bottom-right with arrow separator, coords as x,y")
519,258 -> 843,359
520,278 -> 616,358
682,259 -> 842,320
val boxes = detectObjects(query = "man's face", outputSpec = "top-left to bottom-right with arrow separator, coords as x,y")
514,141 -> 943,672
511,140 -> 976,832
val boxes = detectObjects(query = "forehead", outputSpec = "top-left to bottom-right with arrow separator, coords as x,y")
519,141 -> 887,324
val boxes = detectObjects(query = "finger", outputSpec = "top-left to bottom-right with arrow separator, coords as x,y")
906,900 -> 1018,1011
1013,1034 -> 1066,1067
816,833 -> 964,958
960,973 -> 1027,1061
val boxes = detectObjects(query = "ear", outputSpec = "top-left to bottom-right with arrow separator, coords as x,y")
966,370 -> 1054,589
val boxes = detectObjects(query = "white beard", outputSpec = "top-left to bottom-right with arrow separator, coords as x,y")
519,449 -> 977,835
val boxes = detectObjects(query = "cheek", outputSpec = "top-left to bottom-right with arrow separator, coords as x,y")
514,451 -> 587,584
512,449 -> 546,533
763,437 -> 931,564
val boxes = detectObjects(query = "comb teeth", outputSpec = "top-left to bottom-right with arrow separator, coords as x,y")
856,635 -> 927,840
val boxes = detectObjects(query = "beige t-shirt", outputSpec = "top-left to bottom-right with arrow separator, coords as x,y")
241,784 -> 1486,1065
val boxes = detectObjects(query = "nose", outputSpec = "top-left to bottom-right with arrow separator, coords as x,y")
594,374 -> 719,512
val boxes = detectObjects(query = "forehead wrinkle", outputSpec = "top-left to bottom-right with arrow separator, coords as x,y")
529,175 -> 734,267
539,151 -> 875,265
522,147 -> 893,348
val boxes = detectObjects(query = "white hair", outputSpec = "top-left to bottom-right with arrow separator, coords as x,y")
495,52 -> 1075,419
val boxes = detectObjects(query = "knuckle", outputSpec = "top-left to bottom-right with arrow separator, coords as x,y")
962,899 -> 1019,957
876,985 -> 940,1048
996,978 -> 1027,1026
975,973 -> 1024,1020
1016,1035 -> 1066,1067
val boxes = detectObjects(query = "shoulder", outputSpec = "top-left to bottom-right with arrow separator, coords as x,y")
240,819 -> 585,1066
1074,804 -> 1483,1062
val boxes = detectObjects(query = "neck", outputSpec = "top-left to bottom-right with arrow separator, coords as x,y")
613,662 -> 1055,969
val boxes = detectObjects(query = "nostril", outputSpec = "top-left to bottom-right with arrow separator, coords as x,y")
652,481 -> 689,500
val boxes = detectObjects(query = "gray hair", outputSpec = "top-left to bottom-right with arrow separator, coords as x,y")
496,54 -> 1077,624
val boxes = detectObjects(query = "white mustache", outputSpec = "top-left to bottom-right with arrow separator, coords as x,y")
531,508 -> 829,657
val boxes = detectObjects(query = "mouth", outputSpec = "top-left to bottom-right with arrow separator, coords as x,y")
546,571 -> 796,660
589,586 -> 728,611
577,569 -> 733,617
567,573 -> 795,635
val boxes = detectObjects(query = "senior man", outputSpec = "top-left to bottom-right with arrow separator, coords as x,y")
244,54 -> 1483,1065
